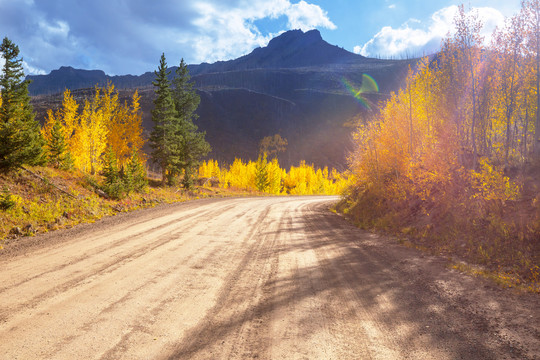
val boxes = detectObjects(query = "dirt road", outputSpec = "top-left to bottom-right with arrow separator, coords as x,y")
0,196 -> 538,359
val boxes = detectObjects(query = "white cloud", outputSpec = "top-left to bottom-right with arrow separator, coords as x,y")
286,1 -> 336,31
23,60 -> 46,75
356,5 -> 506,58
0,0 -> 336,75
388,4 -> 396,9
189,0 -> 336,64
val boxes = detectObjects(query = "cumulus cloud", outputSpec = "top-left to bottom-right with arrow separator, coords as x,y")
356,5 -> 506,59
0,0 -> 336,75
190,0 -> 335,64
286,1 -> 336,30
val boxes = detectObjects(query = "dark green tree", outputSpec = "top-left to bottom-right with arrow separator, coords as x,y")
171,59 -> 210,189
124,150 -> 147,193
46,119 -> 68,168
150,55 -> 210,188
0,37 -> 44,172
0,186 -> 16,211
102,147 -> 125,199
149,53 -> 178,185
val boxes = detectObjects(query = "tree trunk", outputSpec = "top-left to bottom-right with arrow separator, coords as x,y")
535,5 -> 540,156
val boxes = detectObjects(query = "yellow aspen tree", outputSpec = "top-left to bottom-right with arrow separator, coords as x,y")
406,65 -> 415,157
89,95 -> 108,174
454,5 -> 484,168
211,159 -> 220,178
519,62 -> 537,159
198,160 -> 209,178
123,90 -> 144,159
106,86 -> 145,166
267,158 -> 283,194
107,103 -> 128,165
101,83 -> 119,127
60,89 -> 79,147
42,89 -> 79,151
75,88 -> 108,174
492,14 -> 526,165
523,0 -> 540,156
41,109 -> 56,142
42,89 -> 79,169
71,99 -> 91,172
413,57 -> 440,154
101,83 -> 120,158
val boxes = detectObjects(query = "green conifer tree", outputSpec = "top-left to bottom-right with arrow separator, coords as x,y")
47,119 -> 68,168
172,59 -> 210,189
0,186 -> 16,211
124,150 -> 147,193
0,37 -> 45,172
102,147 -> 124,199
149,53 -> 180,185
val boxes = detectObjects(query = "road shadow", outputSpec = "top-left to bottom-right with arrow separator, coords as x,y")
165,200 -> 528,359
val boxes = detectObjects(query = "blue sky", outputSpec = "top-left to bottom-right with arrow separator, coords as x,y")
0,0 -> 522,76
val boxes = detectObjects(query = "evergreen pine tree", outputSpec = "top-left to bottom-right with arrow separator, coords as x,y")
172,59 -> 210,189
124,150 -> 147,193
149,53 -> 179,185
0,186 -> 16,211
102,147 -> 124,199
47,119 -> 68,168
0,37 -> 45,172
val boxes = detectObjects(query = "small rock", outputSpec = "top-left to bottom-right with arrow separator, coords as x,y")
23,224 -> 36,234
96,189 -> 109,199
10,227 -> 23,235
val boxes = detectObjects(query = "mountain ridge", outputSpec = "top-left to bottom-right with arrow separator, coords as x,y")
29,29 -> 416,168
27,29 -> 373,95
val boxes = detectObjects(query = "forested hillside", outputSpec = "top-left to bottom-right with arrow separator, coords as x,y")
340,4 -> 540,291
28,30 -> 415,168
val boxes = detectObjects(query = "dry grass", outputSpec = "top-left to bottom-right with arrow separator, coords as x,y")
0,166 -> 248,247
336,166 -> 540,294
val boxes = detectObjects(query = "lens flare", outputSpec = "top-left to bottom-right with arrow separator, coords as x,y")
341,74 -> 379,109
360,74 -> 379,93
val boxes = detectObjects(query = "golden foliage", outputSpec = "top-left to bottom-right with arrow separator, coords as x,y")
198,159 -> 350,195
43,85 -> 145,175
344,3 -> 539,288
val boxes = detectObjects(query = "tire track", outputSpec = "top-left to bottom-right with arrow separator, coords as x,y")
0,202 -> 239,325
0,196 -> 538,360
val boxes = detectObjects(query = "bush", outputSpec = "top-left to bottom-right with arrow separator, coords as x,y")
0,186 -> 16,211
101,148 -> 125,199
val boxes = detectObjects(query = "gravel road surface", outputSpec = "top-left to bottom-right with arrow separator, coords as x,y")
0,196 -> 538,359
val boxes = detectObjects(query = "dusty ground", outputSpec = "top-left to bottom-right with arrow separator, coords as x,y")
0,196 -> 538,359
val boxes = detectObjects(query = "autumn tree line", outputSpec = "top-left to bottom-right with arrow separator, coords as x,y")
345,2 -> 540,282
199,157 -> 350,195
0,36 -> 211,198
1,38 -> 347,199
350,2 -> 540,197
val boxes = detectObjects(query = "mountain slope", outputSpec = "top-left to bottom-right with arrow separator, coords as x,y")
29,29 -> 416,168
